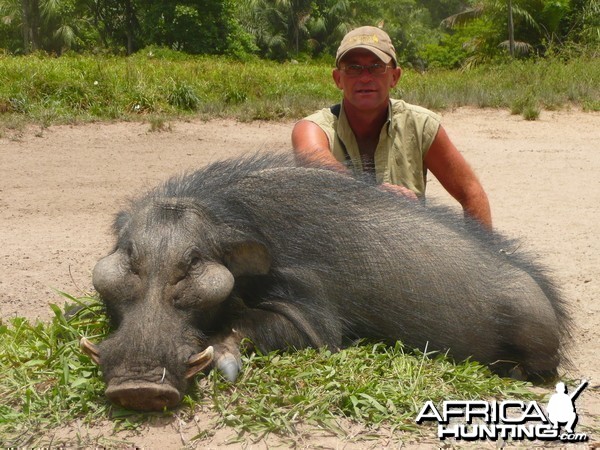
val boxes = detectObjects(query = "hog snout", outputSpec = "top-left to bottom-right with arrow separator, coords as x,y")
81,337 -> 184,410
81,337 -> 214,411
106,380 -> 182,411
103,347 -> 214,411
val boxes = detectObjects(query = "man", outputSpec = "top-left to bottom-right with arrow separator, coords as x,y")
292,26 -> 492,230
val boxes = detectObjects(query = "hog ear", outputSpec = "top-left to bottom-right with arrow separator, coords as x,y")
113,210 -> 131,234
224,241 -> 271,277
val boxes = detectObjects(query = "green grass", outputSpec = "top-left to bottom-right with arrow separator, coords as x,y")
0,295 -> 108,439
396,58 -> 600,113
0,53 -> 598,129
0,294 -> 541,446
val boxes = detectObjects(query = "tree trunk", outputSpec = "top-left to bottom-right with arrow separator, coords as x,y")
508,0 -> 515,57
124,0 -> 135,55
21,0 -> 40,53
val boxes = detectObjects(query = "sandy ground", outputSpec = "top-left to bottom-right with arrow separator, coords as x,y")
1,108 -> 599,448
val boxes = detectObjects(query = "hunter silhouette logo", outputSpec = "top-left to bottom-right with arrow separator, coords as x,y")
416,379 -> 589,442
547,379 -> 588,434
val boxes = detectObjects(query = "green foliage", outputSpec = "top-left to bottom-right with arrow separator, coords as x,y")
304,0 -> 353,58
510,87 -> 541,119
395,56 -> 600,118
231,0 -> 598,65
236,0 -> 316,60
0,294 -> 109,442
0,54 -> 597,127
570,0 -> 600,47
208,343 -> 537,435
0,295 -> 540,445
138,0 -> 243,55
167,81 -> 201,111
0,0 -> 597,63
348,0 -> 442,68
0,0 -> 101,54
422,31 -> 471,69
438,0 -> 590,65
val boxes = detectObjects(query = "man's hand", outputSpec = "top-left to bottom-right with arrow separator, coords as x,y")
379,182 -> 418,200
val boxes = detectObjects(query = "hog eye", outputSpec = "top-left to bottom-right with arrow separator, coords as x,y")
125,241 -> 135,258
185,248 -> 203,269
189,256 -> 201,268
124,242 -> 140,274
174,249 -> 203,283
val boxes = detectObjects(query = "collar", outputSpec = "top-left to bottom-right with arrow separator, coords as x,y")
385,100 -> 393,137
338,100 -> 394,137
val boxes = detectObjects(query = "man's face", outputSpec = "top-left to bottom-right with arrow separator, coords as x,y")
333,49 -> 401,112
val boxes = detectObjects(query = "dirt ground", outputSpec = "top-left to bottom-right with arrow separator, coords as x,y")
1,108 -> 599,448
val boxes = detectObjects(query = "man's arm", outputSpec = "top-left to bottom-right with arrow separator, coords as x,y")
291,120 -> 349,173
293,119 -> 417,199
425,126 -> 493,230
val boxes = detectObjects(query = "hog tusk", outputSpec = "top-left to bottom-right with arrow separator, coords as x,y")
188,346 -> 214,366
80,337 -> 101,365
185,346 -> 214,379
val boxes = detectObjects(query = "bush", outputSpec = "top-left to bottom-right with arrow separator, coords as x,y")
168,82 -> 201,111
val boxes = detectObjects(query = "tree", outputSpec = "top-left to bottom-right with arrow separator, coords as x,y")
0,0 -> 96,54
345,0 -> 440,67
442,0 -> 542,60
237,0 -> 315,59
575,0 -> 600,46
549,0 -> 597,51
23,0 -> 40,51
90,0 -> 139,54
0,0 -> 23,52
87,0 -> 246,56
305,0 -> 353,56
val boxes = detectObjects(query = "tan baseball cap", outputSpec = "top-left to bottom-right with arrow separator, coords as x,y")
335,26 -> 397,67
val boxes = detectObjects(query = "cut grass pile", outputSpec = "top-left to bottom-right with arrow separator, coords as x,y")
0,294 -> 539,446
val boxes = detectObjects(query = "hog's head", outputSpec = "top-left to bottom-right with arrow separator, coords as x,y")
82,198 -> 270,411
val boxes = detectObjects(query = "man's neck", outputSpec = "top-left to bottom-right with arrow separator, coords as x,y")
342,99 -> 389,140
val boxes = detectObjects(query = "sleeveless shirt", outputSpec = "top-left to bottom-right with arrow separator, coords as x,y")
303,99 -> 441,196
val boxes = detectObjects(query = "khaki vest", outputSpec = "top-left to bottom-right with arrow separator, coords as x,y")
304,99 -> 441,196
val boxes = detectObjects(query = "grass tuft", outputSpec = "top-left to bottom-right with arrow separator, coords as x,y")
167,81 -> 201,111
0,294 -> 109,445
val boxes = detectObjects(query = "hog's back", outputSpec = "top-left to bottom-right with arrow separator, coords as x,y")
223,167 -> 566,365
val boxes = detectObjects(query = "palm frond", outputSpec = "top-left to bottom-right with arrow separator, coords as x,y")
511,4 -> 540,31
441,7 -> 484,29
499,39 -> 533,55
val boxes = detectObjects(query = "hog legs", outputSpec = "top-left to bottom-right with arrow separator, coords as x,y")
209,330 -> 244,382
209,301 -> 342,381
